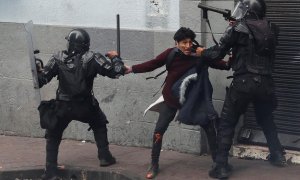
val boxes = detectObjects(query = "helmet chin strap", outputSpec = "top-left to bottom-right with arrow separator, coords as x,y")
63,50 -> 77,62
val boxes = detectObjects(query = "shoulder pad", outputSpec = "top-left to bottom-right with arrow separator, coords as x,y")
94,53 -> 112,70
81,51 -> 94,69
82,51 -> 94,64
234,21 -> 250,34
220,25 -> 234,43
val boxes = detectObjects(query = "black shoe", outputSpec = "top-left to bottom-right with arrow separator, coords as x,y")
99,147 -> 117,167
41,163 -> 60,180
146,163 -> 159,179
41,170 -> 60,180
100,156 -> 116,167
41,174 -> 61,180
209,163 -> 232,179
267,151 -> 287,167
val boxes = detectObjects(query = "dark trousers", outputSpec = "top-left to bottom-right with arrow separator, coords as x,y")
45,98 -> 109,170
216,75 -> 283,164
151,103 -> 177,164
151,103 -> 217,164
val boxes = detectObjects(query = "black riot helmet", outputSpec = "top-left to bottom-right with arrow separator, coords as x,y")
231,0 -> 266,20
65,28 -> 90,55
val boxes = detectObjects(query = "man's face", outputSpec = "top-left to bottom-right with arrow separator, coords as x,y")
176,38 -> 193,56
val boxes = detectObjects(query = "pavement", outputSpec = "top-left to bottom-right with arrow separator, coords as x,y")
0,135 -> 299,180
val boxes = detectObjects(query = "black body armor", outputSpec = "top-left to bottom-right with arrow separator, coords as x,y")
233,19 -> 276,75
202,18 -> 277,76
38,50 -> 125,101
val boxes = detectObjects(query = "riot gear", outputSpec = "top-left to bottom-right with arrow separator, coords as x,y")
94,53 -> 125,78
231,19 -> 276,75
232,0 -> 266,20
245,19 -> 275,75
201,1 -> 286,178
37,28 -> 124,180
65,29 -> 90,56
110,56 -> 125,77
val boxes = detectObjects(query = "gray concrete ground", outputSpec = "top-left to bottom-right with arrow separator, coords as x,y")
0,135 -> 299,180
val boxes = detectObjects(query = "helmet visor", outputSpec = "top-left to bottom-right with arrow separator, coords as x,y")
231,2 -> 248,20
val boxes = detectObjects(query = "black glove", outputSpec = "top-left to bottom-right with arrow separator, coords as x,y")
35,58 -> 44,72
111,56 -> 125,76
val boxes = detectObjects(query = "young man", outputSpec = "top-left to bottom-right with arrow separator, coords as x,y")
107,27 -> 230,179
37,29 -> 125,180
201,0 -> 286,179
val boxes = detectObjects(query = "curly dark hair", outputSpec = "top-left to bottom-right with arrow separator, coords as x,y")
173,27 -> 196,42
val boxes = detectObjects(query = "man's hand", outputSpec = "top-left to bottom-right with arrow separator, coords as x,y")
124,65 -> 132,74
195,47 -> 205,56
106,50 -> 119,59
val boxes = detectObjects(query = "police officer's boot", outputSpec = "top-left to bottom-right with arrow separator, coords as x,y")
209,135 -> 233,179
41,138 -> 61,180
93,127 -> 116,167
209,163 -> 232,179
203,120 -> 217,162
267,150 -> 287,167
41,163 -> 60,180
98,146 -> 116,166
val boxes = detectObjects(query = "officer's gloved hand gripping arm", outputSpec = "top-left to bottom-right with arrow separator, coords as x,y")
201,25 -> 236,62
106,51 -> 133,74
94,51 -> 126,79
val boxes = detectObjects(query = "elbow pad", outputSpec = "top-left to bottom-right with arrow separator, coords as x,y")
94,53 -> 113,70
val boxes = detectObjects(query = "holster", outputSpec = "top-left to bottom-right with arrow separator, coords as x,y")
38,99 -> 58,130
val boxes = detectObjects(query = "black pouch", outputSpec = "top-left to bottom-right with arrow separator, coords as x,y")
232,75 -> 256,93
38,99 -> 58,130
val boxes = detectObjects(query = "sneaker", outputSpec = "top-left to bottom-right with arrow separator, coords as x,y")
100,156 -> 116,167
267,151 -> 287,167
146,163 -> 159,179
209,163 -> 232,179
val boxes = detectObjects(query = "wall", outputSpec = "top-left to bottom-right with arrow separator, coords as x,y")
0,0 -> 179,30
0,0 -> 234,154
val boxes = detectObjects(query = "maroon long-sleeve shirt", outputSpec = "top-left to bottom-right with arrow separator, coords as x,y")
132,48 -> 228,109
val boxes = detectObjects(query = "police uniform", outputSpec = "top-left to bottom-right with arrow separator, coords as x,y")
38,29 -> 124,179
202,0 -> 286,178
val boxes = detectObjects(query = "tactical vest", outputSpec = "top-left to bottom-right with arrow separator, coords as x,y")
54,51 -> 94,100
234,19 -> 276,75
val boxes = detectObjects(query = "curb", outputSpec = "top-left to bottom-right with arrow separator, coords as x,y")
233,144 -> 300,164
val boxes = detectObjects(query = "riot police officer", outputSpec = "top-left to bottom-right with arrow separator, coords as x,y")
37,28 -> 125,180
199,0 -> 287,179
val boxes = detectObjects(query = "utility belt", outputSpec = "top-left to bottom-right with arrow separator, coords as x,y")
228,72 -> 273,94
227,72 -> 272,80
56,93 -> 93,102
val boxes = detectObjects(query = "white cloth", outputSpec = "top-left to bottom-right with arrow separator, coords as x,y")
143,95 -> 165,116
